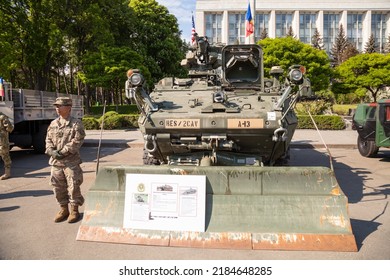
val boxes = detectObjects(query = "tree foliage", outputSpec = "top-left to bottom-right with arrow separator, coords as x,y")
311,28 -> 324,50
330,24 -> 348,66
0,0 -> 186,107
333,53 -> 390,102
364,34 -> 377,53
128,0 -> 187,82
286,26 -> 295,38
259,28 -> 268,40
259,37 -> 332,92
385,35 -> 390,54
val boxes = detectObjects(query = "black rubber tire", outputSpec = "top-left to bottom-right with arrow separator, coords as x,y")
32,124 -> 49,154
357,135 -> 378,157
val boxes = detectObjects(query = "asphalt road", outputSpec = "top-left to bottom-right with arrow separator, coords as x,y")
0,142 -> 389,260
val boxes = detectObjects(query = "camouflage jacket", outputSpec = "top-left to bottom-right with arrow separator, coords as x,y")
0,114 -> 14,147
45,116 -> 85,167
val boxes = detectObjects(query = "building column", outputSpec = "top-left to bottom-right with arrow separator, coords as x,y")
317,10 -> 324,37
222,10 -> 228,44
340,10 -> 347,30
269,10 -> 276,38
293,10 -> 300,38
363,10 -> 372,50
196,11 -> 204,37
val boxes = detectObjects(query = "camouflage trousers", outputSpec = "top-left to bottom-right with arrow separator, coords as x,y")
50,164 -> 84,206
0,146 -> 11,168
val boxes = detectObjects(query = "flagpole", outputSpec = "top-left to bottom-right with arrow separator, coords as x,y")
245,1 -> 255,44
251,0 -> 256,43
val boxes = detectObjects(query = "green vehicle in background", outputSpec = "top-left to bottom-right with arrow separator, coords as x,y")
352,99 -> 390,157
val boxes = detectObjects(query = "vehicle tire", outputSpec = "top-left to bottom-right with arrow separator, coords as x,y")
32,124 -> 49,154
357,135 -> 378,157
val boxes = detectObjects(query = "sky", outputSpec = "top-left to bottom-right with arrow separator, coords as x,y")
157,0 -> 197,42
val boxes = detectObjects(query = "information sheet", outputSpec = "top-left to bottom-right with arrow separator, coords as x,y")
123,173 -> 206,232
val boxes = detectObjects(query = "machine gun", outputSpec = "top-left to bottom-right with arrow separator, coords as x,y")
181,34 -> 223,84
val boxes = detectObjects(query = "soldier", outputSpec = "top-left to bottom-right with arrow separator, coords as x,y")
0,113 -> 14,180
45,97 -> 86,223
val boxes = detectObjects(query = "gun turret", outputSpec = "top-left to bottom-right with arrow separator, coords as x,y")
181,35 -> 222,71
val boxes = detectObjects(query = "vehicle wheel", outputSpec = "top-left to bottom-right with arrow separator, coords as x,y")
32,124 -> 49,154
357,135 -> 378,157
143,149 -> 160,165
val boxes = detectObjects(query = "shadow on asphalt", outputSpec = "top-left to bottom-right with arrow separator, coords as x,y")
290,148 -> 389,251
0,190 -> 53,200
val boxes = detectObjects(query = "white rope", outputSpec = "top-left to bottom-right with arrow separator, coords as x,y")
307,110 -> 334,172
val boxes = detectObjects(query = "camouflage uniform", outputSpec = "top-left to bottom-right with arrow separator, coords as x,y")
45,97 -> 85,222
0,113 -> 14,180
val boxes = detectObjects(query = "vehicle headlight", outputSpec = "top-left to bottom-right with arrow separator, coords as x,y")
129,73 -> 144,86
288,65 -> 306,84
288,68 -> 303,83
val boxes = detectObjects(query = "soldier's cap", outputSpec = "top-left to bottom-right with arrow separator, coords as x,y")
53,97 -> 72,106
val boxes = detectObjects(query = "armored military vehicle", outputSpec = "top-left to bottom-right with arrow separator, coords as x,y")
78,37 -> 356,252
128,36 -> 311,166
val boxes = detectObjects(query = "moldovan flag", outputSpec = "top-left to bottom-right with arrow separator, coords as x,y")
0,78 -> 4,97
245,3 -> 254,44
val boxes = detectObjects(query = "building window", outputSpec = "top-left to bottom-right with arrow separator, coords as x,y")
299,13 -> 317,44
276,13 -> 293,37
323,13 -> 340,54
255,13 -> 269,41
371,13 -> 388,53
205,13 -> 222,44
228,13 -> 246,44
347,13 -> 363,52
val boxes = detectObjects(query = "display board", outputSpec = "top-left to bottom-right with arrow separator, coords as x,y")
123,173 -> 206,232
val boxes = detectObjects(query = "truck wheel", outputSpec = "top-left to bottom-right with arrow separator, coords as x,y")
357,135 -> 378,157
32,124 -> 49,154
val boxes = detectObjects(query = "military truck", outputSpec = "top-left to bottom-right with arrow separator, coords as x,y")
352,99 -> 390,157
78,37 -> 357,252
0,78 -> 83,153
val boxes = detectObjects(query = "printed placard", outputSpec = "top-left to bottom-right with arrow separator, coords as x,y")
123,173 -> 206,232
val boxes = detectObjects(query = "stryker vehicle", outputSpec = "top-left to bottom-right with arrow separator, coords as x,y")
352,99 -> 390,157
129,38 -> 311,166
77,37 -> 357,252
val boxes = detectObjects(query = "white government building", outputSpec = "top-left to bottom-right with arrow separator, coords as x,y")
194,0 -> 390,53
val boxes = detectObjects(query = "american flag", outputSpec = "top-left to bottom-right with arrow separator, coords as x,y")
191,13 -> 196,45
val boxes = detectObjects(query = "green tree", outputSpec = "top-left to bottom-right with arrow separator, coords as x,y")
311,28 -> 324,50
330,24 -> 348,66
0,0 -> 65,90
79,46 -> 151,107
364,34 -> 377,53
259,28 -> 268,40
286,26 -> 295,38
0,0 -> 129,92
128,0 -> 186,83
259,37 -> 332,92
385,35 -> 390,54
333,53 -> 390,102
342,41 -> 359,62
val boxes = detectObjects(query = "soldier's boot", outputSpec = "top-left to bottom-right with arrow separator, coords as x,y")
54,205 -> 69,223
67,205 -> 80,223
0,167 -> 11,180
